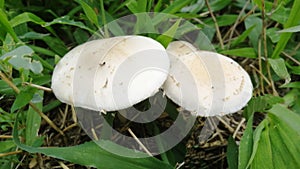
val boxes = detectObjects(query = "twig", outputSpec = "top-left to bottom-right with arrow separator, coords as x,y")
127,128 -> 152,156
0,150 -> 23,157
262,0 -> 278,96
282,51 -> 300,66
205,0 -> 224,49
23,82 -> 52,92
233,118 -> 246,139
0,71 -> 64,136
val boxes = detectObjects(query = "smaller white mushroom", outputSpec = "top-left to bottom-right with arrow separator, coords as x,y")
51,36 -> 169,111
163,41 -> 253,116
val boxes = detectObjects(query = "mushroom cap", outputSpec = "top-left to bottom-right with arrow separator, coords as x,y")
163,41 -> 253,116
51,35 -> 169,111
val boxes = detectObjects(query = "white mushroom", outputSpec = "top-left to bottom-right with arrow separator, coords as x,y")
163,41 -> 253,116
51,35 -> 169,111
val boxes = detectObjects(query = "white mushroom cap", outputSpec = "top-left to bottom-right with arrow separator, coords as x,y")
51,36 -> 169,111
163,41 -> 253,116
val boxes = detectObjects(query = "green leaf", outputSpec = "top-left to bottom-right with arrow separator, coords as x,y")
245,119 -> 269,168
231,25 -> 255,47
251,124 -> 273,169
126,0 -> 147,13
280,81 -> 300,88
0,9 -> 19,42
227,136 -> 238,169
244,16 -> 262,51
238,115 -> 253,169
268,58 -> 291,83
11,87 -> 36,112
266,27 -> 280,43
271,0 -> 300,58
76,0 -> 99,27
278,25 -> 300,33
268,104 -> 300,136
220,48 -> 257,58
44,15 -> 94,33
25,90 -> 43,147
156,18 -> 181,47
0,46 -> 43,74
13,112 -> 173,169
9,12 -> 56,36
204,14 -> 238,27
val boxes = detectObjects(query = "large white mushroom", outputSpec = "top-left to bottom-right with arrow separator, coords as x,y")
51,35 -> 169,112
163,41 -> 253,116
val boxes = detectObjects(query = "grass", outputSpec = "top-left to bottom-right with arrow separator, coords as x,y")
1,0 -> 300,168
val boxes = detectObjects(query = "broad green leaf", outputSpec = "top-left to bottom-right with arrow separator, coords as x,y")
25,90 -> 43,147
9,12 -> 56,36
0,9 -> 19,42
268,104 -> 300,136
204,0 -> 231,12
126,0 -> 147,13
280,81 -> 300,88
245,120 -> 269,169
227,136 -> 238,169
156,19 -> 181,47
245,104 -> 300,168
0,46 -> 43,74
238,115 -> 253,169
13,112 -> 173,169
161,0 -> 194,14
44,15 -> 94,33
250,125 -> 273,169
76,0 -> 99,27
11,87 -> 36,112
0,140 -> 16,152
271,0 -> 300,58
266,27 -> 280,43
220,48 -> 257,58
204,14 -> 238,27
268,58 -> 291,83
244,16 -> 262,52
278,25 -> 300,33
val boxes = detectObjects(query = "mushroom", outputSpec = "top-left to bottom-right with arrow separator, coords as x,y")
51,35 -> 170,112
162,41 -> 253,116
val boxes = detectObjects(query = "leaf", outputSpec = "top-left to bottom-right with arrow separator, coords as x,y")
231,25 -> 255,47
9,12 -> 56,36
0,9 -> 19,42
247,104 -> 300,168
244,16 -> 262,52
44,15 -> 94,33
25,90 -> 43,147
11,87 -> 36,112
126,0 -> 147,13
220,48 -> 257,58
268,58 -> 291,83
76,0 -> 99,27
227,136 -> 238,169
271,0 -> 300,58
268,104 -> 300,136
278,25 -> 300,33
156,18 -> 181,47
238,115 -> 253,169
204,14 -> 238,27
266,27 -> 280,43
13,112 -> 173,169
245,119 -> 268,169
280,81 -> 300,88
0,46 -> 43,74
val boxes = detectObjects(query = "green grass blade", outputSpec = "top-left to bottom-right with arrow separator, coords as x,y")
271,0 -> 300,58
268,58 -> 291,83
76,0 -> 100,28
220,48 -> 257,58
238,115 -> 253,169
227,136 -> 238,169
0,9 -> 19,42
25,90 -> 43,147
